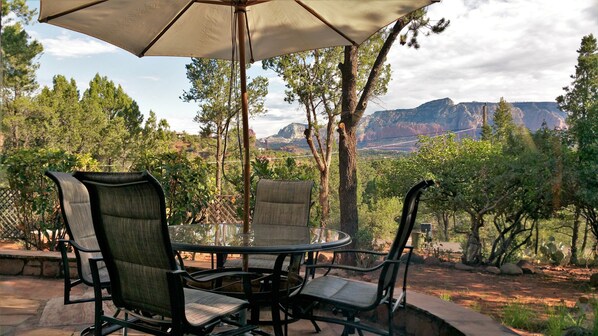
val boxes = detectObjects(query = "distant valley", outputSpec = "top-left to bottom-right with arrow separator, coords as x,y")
257,98 -> 567,152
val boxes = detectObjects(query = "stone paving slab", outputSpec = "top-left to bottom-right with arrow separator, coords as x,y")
1,274 -> 519,336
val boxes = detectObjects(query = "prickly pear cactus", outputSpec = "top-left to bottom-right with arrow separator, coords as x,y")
539,236 -> 566,265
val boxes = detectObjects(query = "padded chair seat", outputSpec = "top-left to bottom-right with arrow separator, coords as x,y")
183,288 -> 248,326
224,255 -> 290,270
300,275 -> 378,309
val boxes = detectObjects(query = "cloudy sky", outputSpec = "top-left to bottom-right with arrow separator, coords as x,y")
26,0 -> 598,138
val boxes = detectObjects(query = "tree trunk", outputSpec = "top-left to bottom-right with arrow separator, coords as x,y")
463,214 -> 483,264
319,169 -> 330,228
215,126 -> 223,194
581,217 -> 589,255
338,46 -> 359,264
571,206 -> 581,265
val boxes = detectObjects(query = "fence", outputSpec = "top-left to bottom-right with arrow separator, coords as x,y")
0,188 -> 22,239
204,195 -> 242,224
0,189 -> 241,240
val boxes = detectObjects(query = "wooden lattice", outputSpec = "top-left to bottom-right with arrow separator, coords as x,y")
0,188 -> 23,239
205,195 -> 242,224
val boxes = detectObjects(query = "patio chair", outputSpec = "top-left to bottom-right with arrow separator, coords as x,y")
45,171 -> 121,335
294,180 -> 434,336
220,179 -> 313,325
224,178 -> 314,270
81,171 -> 256,336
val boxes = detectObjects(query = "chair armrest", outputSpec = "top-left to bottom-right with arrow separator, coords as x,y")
59,239 -> 101,254
332,249 -> 387,256
187,269 -> 259,283
306,261 -> 385,274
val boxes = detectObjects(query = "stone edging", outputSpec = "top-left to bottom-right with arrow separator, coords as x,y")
0,249 -> 75,278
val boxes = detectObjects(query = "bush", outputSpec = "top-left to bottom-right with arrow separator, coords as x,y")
1,149 -> 97,250
132,151 -> 213,225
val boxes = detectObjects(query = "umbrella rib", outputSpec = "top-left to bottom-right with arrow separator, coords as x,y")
139,0 -> 196,57
39,0 -> 107,22
295,0 -> 357,46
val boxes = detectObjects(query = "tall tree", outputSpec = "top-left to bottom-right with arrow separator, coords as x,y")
337,9 -> 448,259
36,75 -> 86,152
557,34 -> 598,245
492,97 -> 515,144
1,0 -> 43,150
81,74 -> 143,168
131,110 -> 174,162
263,38 -> 391,227
182,59 -> 268,193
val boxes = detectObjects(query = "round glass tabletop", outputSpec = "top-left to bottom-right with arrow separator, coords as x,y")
169,223 -> 351,254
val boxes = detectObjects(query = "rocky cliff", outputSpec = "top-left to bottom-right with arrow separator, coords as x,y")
258,98 -> 567,152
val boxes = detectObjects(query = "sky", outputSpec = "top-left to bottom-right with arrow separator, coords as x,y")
24,0 -> 598,138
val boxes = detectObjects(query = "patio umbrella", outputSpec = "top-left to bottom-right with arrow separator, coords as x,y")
38,0 -> 438,236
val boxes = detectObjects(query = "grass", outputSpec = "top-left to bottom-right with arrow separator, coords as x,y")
502,301 -> 537,331
438,292 -> 452,302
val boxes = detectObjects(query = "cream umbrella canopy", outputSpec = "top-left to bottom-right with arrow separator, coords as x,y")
39,0 -> 438,235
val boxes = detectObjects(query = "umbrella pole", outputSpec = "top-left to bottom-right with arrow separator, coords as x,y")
237,7 -> 250,271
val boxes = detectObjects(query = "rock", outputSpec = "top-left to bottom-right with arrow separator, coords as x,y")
400,253 -> 424,264
516,260 -> 537,274
424,256 -> 441,265
485,266 -> 501,275
454,263 -> 475,271
440,262 -> 455,268
500,263 -> 523,275
589,273 -> 598,287
577,297 -> 592,314
563,326 -> 592,336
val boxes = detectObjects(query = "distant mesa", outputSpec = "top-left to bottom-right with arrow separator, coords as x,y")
257,98 -> 567,152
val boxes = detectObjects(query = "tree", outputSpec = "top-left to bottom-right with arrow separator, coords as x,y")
182,59 -> 268,193
337,10 -> 448,260
492,97 -> 516,144
36,75 -> 87,152
133,110 -> 174,161
263,39 -> 391,227
1,0 -> 43,151
557,34 -> 598,247
81,74 -> 144,168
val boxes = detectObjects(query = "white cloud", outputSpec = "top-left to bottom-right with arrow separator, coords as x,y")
138,75 -> 160,81
378,0 -> 598,111
41,32 -> 118,58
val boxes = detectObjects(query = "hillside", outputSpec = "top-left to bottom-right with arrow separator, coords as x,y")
257,98 -> 567,152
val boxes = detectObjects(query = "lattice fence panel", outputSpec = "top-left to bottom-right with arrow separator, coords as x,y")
0,188 -> 22,239
205,195 -> 242,224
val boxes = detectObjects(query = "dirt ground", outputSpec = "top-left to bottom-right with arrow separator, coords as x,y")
404,261 -> 596,334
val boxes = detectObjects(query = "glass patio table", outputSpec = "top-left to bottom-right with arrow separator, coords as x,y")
168,223 -> 351,336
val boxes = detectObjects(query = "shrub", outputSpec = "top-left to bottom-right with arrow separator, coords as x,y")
1,149 -> 97,250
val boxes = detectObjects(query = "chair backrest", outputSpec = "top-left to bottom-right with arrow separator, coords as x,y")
379,180 -> 434,295
253,179 -> 314,228
45,171 -> 102,285
81,171 -> 178,317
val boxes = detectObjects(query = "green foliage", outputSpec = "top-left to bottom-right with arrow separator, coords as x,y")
182,58 -> 268,192
357,197 -> 402,246
545,304 -> 589,336
502,302 -> 537,330
1,149 -> 97,250
556,34 -> 598,242
1,0 -> 42,100
491,97 -> 516,144
539,237 -> 567,265
439,292 -> 452,302
132,151 -> 213,225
